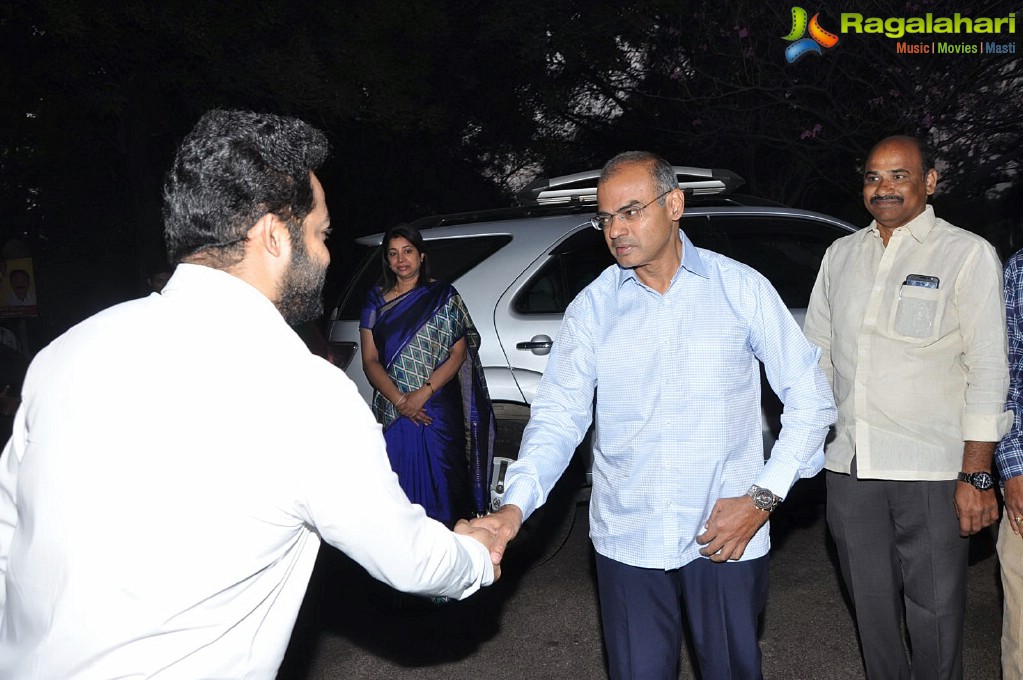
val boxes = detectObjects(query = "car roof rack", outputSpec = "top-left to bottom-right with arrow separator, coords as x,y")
517,166 -> 745,205
402,193 -> 781,233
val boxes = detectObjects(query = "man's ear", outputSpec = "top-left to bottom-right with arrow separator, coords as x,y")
249,213 -> 290,259
924,168 -> 938,197
668,188 -> 685,220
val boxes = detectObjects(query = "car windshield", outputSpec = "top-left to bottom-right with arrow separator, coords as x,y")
513,215 -> 849,314
334,235 -> 512,320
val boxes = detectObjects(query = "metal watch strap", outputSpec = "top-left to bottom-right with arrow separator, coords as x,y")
747,484 -> 781,512
957,471 -> 994,491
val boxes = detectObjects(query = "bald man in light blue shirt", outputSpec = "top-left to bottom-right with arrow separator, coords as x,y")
475,151 -> 836,680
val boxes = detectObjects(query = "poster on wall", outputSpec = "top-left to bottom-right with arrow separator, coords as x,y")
0,258 -> 38,319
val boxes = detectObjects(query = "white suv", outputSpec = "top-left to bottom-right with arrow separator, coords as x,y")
327,168 -> 857,509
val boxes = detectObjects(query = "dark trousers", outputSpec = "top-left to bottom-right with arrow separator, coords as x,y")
827,469 -> 968,680
595,552 -> 769,680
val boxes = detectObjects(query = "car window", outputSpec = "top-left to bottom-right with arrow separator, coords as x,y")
713,217 -> 848,308
679,214 -> 730,254
514,228 -> 613,314
335,235 -> 512,320
514,218 -> 728,315
514,215 -> 847,315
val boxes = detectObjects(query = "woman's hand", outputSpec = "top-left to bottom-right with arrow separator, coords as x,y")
396,387 -> 433,425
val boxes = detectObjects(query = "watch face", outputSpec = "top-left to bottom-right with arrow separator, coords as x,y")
972,472 -> 994,490
752,489 -> 776,510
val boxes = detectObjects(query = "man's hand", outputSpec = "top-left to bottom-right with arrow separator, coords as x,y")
953,482 -> 999,536
1004,475 -> 1023,539
696,496 -> 771,563
956,441 -> 998,536
454,519 -> 501,582
470,504 -> 523,566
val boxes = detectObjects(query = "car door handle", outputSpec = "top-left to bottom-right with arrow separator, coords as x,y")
516,335 -> 553,356
516,340 -> 552,349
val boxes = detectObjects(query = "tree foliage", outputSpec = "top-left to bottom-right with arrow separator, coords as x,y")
525,1 -> 1021,222
1,0 -> 1020,340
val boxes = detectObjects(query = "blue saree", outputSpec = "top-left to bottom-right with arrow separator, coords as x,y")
360,281 -> 495,528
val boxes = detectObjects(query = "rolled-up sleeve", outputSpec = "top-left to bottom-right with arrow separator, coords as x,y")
957,241 -> 1012,442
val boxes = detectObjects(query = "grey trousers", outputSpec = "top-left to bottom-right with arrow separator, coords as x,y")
827,468 -> 968,680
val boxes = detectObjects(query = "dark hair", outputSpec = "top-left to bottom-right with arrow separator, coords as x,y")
379,225 -> 432,290
869,135 -> 936,176
599,151 -> 676,205
163,109 -> 330,266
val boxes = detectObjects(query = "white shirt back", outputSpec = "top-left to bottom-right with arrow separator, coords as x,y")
0,264 -> 491,679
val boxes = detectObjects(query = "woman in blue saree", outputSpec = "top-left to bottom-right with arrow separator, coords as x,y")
360,226 -> 495,529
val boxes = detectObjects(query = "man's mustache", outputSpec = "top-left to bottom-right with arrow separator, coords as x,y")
870,194 -> 903,204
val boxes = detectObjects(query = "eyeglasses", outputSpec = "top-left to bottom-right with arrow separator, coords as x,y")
589,189 -> 673,231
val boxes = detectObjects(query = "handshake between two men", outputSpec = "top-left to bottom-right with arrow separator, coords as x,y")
462,490 -> 777,580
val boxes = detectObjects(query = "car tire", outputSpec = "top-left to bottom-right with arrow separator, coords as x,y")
493,402 -> 528,461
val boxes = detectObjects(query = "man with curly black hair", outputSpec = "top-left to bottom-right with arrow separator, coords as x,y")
0,110 -> 498,679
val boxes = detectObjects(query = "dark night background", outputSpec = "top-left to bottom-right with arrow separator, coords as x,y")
1,0 -> 1020,354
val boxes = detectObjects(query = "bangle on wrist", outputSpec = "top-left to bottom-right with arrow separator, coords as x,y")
425,381 -> 434,396
394,394 -> 407,408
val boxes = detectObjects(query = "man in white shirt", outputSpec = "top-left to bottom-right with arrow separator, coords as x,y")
0,109 -> 498,679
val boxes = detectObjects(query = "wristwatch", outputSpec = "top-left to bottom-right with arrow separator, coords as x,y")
747,484 -> 781,512
957,471 -> 995,491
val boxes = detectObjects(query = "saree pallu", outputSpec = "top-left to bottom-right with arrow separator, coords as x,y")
361,281 -> 495,527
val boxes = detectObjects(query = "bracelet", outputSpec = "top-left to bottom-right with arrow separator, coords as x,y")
425,381 -> 435,396
394,394 -> 407,408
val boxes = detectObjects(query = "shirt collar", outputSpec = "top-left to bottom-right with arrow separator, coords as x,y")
865,204 -> 936,244
616,229 -> 709,289
161,263 -> 288,322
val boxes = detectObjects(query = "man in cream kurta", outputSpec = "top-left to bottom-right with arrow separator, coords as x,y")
803,136 -> 1010,680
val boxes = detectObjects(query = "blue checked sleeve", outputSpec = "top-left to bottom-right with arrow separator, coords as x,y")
996,251 -> 1023,482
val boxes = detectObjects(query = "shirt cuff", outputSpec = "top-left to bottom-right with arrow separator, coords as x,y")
449,533 -> 495,600
962,410 -> 1013,442
755,446 -> 825,501
502,477 -> 541,522
754,465 -> 799,502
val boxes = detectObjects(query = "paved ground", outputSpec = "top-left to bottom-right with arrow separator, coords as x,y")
278,477 -> 1004,679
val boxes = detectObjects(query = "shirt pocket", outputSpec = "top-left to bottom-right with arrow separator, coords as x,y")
889,284 -> 943,341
